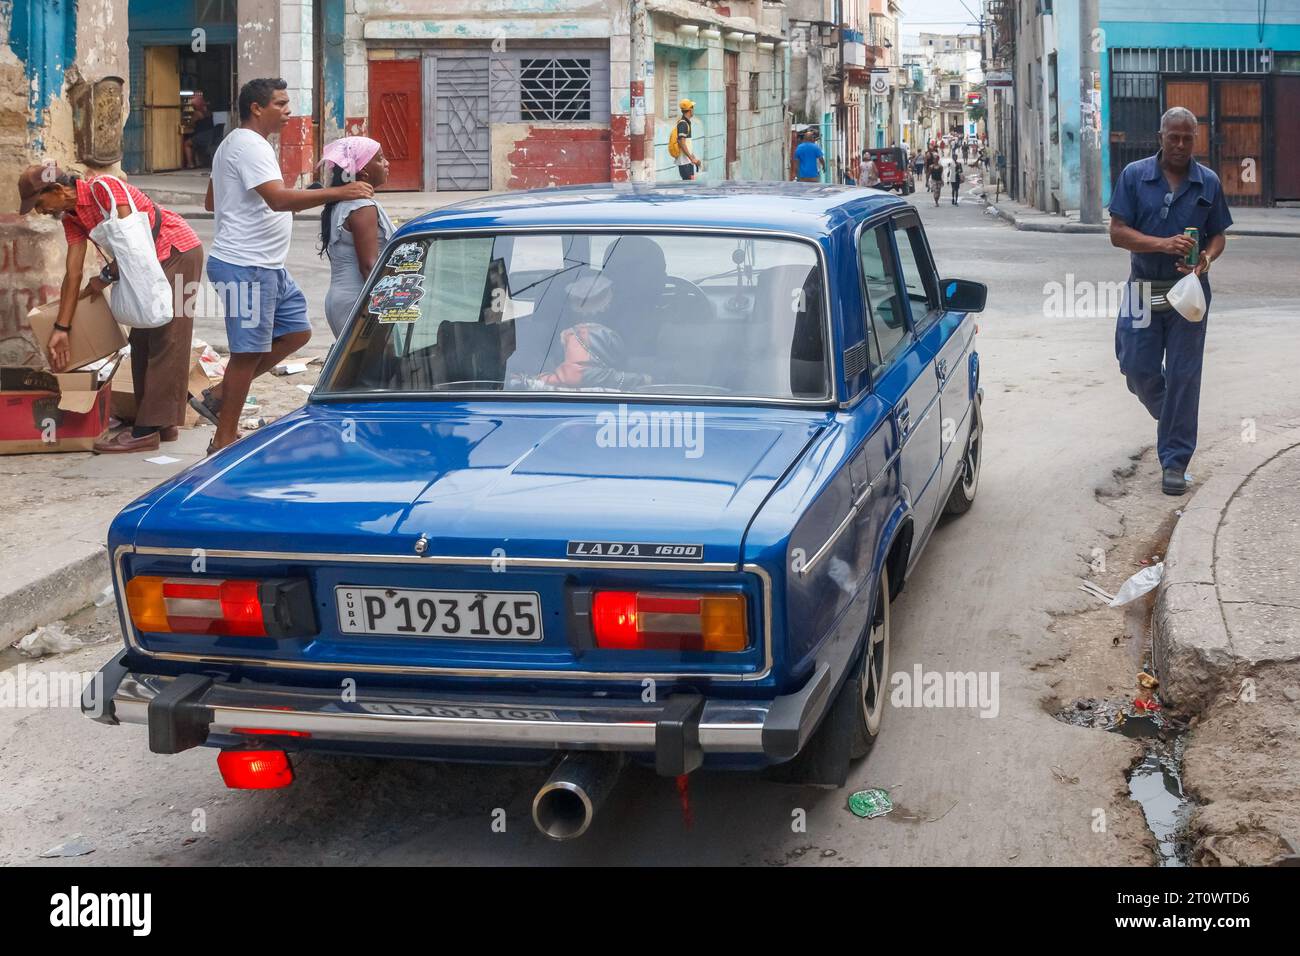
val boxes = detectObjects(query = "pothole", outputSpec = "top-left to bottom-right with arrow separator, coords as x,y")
1055,694 -> 1194,866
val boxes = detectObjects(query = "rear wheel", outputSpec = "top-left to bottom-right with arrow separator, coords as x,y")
765,565 -> 892,786
849,565 -> 891,759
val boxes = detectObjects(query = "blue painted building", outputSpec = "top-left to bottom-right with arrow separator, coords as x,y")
992,0 -> 1300,210
1100,1 -> 1300,206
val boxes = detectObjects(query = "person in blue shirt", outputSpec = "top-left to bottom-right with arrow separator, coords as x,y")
1109,106 -> 1232,496
793,129 -> 825,183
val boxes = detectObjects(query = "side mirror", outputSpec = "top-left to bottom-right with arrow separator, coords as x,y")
941,277 -> 987,313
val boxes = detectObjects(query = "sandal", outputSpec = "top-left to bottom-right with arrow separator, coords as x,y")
188,387 -> 223,426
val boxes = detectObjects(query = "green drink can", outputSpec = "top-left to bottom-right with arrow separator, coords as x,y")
1183,227 -> 1200,268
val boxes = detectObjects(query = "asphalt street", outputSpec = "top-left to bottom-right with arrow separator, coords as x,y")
4,184 -> 1300,865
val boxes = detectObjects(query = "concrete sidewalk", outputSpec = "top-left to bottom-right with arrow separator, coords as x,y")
0,427 -> 209,647
127,171 -> 501,226
974,184 -> 1300,238
1155,424 -> 1300,705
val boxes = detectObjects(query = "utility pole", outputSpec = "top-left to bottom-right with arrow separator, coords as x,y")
1079,0 -> 1102,223
629,0 -> 648,182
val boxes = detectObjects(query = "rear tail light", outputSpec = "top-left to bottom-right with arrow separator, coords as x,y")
125,575 -> 316,638
217,750 -> 294,789
591,591 -> 748,652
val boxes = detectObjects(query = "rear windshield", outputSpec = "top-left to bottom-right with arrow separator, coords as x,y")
318,231 -> 829,401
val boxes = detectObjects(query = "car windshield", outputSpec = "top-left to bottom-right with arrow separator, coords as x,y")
318,231 -> 829,401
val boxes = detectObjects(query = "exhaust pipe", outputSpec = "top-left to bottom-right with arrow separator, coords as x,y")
532,752 -> 625,841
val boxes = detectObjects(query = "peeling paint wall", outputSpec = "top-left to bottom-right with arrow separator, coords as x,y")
0,0 -> 128,364
494,121 -> 612,189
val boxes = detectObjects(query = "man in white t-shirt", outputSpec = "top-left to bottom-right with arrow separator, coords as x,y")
196,77 -> 372,452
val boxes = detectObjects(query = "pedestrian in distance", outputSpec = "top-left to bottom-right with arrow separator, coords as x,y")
197,77 -> 373,454
1109,106 -> 1231,496
672,99 -> 703,180
793,129 -> 825,183
862,150 -> 881,189
317,136 -> 395,338
18,164 -> 205,454
949,155 -> 963,205
929,151 -> 945,206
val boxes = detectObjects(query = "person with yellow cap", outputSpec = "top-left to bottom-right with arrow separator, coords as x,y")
675,99 -> 703,180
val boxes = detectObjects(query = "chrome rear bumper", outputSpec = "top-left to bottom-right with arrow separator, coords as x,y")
84,633 -> 856,774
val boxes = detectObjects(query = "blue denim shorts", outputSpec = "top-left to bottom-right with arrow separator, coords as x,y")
207,256 -> 312,354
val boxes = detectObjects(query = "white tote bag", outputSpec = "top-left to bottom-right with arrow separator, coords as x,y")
87,176 -> 173,329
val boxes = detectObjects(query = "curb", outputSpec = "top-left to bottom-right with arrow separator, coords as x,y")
0,541 -> 110,649
1153,426 -> 1300,710
979,196 -> 1300,238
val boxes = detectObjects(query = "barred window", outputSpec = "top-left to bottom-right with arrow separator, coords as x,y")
520,58 -> 592,121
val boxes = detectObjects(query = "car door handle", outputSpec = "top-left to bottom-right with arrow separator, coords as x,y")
897,399 -> 911,435
936,358 -> 949,382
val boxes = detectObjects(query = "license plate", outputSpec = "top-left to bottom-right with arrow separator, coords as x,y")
336,587 -> 543,641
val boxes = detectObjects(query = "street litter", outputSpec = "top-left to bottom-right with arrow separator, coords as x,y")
1078,580 -> 1116,603
194,340 -> 226,380
16,622 -> 81,657
297,383 -> 314,393
848,787 -> 894,818
1134,672 -> 1162,713
93,584 -> 115,607
39,836 -> 95,858
1108,563 -> 1163,606
272,362 -> 309,376
145,455 -> 180,465
242,417 -> 269,430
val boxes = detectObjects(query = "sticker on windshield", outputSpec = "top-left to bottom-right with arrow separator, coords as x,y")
567,541 -> 704,562
385,241 -> 424,273
368,273 -> 425,323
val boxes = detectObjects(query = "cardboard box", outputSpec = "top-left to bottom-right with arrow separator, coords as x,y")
28,296 -> 128,372
110,345 -> 211,427
0,357 -> 118,454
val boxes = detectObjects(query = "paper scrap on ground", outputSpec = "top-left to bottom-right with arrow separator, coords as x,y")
273,362 -> 309,376
297,384 -> 314,393
145,455 -> 180,465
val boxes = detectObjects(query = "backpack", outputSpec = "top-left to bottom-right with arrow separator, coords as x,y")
668,122 -> 682,159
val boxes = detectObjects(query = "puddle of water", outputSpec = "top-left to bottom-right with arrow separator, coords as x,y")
1055,696 -> 1192,866
1128,738 -> 1189,867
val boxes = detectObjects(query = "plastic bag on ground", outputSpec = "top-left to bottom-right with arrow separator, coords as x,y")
1167,272 -> 1207,323
16,622 -> 81,657
1108,562 -> 1164,607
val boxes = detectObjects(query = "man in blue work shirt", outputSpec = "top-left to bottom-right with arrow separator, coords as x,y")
793,129 -> 825,183
1109,106 -> 1232,496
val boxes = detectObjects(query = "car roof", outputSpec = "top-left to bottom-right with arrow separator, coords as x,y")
394,181 -> 908,242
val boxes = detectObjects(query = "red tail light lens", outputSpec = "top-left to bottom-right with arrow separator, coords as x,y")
217,750 -> 294,789
591,591 -> 748,652
126,576 -> 267,637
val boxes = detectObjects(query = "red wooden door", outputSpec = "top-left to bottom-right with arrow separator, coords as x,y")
1272,76 -> 1300,201
368,59 -> 422,191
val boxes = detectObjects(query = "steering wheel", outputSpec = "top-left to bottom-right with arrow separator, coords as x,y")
662,276 -> 716,321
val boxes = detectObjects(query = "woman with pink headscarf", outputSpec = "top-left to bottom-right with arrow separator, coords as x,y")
317,136 -> 394,336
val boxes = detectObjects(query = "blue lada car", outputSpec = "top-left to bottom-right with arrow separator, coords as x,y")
86,183 -> 985,840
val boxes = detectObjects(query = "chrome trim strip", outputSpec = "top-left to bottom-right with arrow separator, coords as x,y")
112,545 -> 776,682
315,223 -> 838,407
797,445 -> 901,577
110,676 -> 769,752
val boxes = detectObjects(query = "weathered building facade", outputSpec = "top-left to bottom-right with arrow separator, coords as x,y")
1,0 -> 130,364
985,0 -> 1300,212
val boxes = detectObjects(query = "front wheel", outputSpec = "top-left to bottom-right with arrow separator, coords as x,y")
943,394 -> 983,515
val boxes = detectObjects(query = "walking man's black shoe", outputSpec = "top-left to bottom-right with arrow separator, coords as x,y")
1161,467 -> 1188,496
